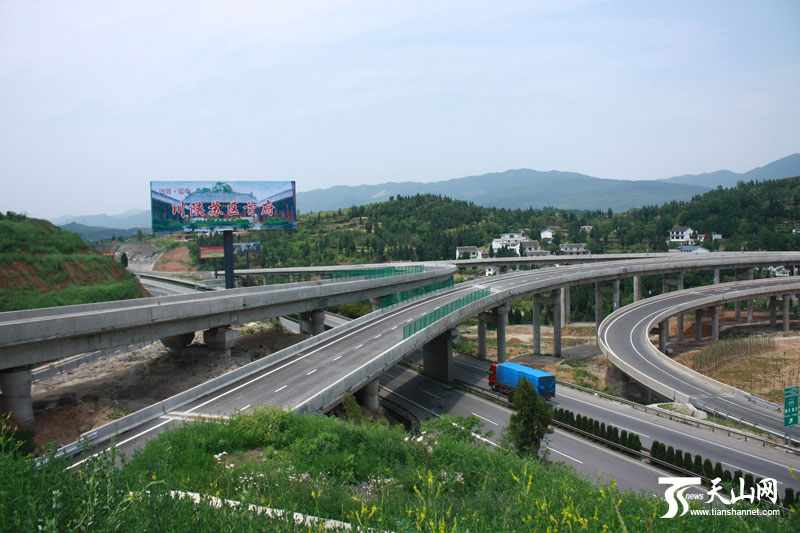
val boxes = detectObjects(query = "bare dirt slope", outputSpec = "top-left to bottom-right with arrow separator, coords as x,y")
31,322 -> 304,451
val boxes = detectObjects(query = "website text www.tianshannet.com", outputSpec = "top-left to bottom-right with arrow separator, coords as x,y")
689,508 -> 781,517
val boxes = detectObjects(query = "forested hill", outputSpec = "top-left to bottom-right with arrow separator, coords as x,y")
189,176 -> 800,268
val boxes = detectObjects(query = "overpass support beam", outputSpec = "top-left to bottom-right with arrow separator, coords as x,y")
712,306 -> 720,342
495,304 -> 510,363
676,274 -> 684,341
562,286 -> 570,325
299,310 -> 326,336
357,378 -> 381,413
769,296 -> 777,329
595,282 -> 603,331
633,275 -> 641,302
203,326 -> 239,354
695,309 -> 703,341
161,332 -> 195,352
477,314 -> 488,359
659,319 -> 669,353
532,299 -> 542,355
422,329 -> 458,382
784,295 -> 791,332
0,367 -> 33,431
612,279 -> 620,311
553,287 -> 562,357
714,269 -> 720,284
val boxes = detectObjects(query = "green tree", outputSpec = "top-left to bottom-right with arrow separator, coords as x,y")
120,252 -> 128,269
502,377 -> 553,457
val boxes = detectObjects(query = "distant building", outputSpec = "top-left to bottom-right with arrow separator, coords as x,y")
697,232 -> 723,242
540,226 -> 562,241
520,240 -> 548,257
455,246 -> 482,260
679,245 -> 710,254
492,233 -> 526,255
668,226 -> 695,245
560,243 -> 588,256
580,225 -> 593,234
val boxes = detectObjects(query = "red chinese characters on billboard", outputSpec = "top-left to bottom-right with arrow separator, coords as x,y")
151,181 -> 297,233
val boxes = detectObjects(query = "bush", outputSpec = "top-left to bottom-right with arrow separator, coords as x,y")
683,452 -> 693,472
785,487 -> 796,508
722,469 -> 733,484
744,473 -> 755,491
658,442 -> 667,461
673,449 -> 683,468
693,455 -> 704,475
703,459 -> 714,479
713,462 -> 723,480
650,440 -> 660,458
665,446 -> 675,465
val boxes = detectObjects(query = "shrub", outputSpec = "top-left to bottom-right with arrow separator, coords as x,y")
673,449 -> 683,468
693,455 -> 704,475
665,446 -> 675,465
784,488 -> 796,508
722,469 -> 733,484
713,462 -> 723,480
703,459 -> 714,479
683,452 -> 693,472
650,440 -> 660,458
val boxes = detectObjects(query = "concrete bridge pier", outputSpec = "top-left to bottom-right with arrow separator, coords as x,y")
562,285 -> 571,325
477,314 -> 488,359
695,309 -> 704,341
594,281 -> 618,332
659,319 -> 669,352
422,328 -> 458,382
633,275 -> 641,302
357,377 -> 381,413
532,293 -> 550,355
299,309 -> 326,335
784,295 -> 791,332
714,268 -> 720,284
370,297 -> 382,312
0,367 -> 34,431
494,304 -> 510,363
770,296 -> 777,328
203,326 -> 239,354
160,332 -> 195,352
711,306 -> 720,342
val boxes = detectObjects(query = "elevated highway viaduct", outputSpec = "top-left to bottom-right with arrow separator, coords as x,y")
4,252 -> 793,461
599,276 -> 800,441
4,253 -> 800,433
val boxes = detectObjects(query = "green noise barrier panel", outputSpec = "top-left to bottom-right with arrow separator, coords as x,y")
403,288 -> 490,339
380,277 -> 455,308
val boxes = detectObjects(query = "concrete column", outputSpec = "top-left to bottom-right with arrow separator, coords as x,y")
612,279 -> 620,311
298,311 -> 312,335
676,273 -> 684,341
532,299 -> 541,355
695,310 -> 703,341
659,319 -> 668,352
553,288 -> 562,357
422,329 -> 457,381
289,274 -> 294,283
784,295 -> 791,332
495,304 -> 510,363
160,332 -> 195,351
203,326 -> 239,353
797,294 -> 800,319
370,297 -> 382,312
735,300 -> 741,321
713,269 -> 720,284
357,378 -> 381,412
561,286 -> 569,325
769,296 -> 777,329
662,275 -> 668,295
747,299 -> 754,323
712,306 -> 720,342
477,314 -> 487,359
595,282 -> 603,330
0,367 -> 34,431
311,309 -> 326,336
565,285 -> 571,325
633,275 -> 641,302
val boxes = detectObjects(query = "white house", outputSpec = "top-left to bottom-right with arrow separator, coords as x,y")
668,226 -> 695,245
455,246 -> 482,260
580,225 -> 593,234
520,240 -> 548,256
540,226 -> 561,241
560,243 -> 588,256
491,232 -> 526,255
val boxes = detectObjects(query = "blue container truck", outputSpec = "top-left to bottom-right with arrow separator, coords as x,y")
488,362 -> 556,398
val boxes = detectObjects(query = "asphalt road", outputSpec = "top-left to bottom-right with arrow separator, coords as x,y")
600,278 -> 800,439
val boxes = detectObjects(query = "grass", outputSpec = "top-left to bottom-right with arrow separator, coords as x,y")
0,278 -> 143,311
692,335 -> 775,373
4,408 -> 792,531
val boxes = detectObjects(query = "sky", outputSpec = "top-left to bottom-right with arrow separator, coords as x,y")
1,0 -> 798,219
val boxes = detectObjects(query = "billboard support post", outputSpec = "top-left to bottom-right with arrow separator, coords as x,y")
223,230 -> 234,289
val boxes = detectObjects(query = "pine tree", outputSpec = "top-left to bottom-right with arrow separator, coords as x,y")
502,377 -> 553,457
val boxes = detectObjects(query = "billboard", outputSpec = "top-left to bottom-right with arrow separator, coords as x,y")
199,246 -> 225,259
150,181 -> 297,234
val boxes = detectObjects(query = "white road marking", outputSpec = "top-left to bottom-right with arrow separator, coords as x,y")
306,368 -> 318,376
355,344 -> 363,349
470,412 -> 499,426
549,447 -> 583,464
333,355 -> 342,361
374,334 -> 382,339
275,385 -> 288,392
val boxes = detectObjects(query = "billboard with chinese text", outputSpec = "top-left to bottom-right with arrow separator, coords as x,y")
150,181 -> 297,234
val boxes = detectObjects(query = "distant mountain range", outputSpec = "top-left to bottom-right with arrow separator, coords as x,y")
59,223 -> 144,243
51,209 -> 152,230
50,153 -> 800,232
298,153 -> 800,213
